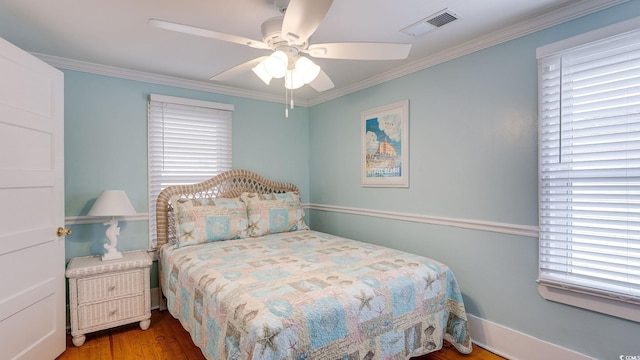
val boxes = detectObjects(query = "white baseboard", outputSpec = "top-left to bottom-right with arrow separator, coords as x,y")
467,314 -> 594,360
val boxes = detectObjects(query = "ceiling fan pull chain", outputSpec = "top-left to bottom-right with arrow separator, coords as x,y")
290,88 -> 294,109
285,87 -> 289,118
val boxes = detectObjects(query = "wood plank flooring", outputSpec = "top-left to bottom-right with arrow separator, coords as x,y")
57,310 -> 506,360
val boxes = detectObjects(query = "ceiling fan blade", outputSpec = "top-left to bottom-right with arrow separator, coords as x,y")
281,0 -> 333,45
210,56 -> 269,81
306,42 -> 412,60
148,18 -> 269,50
308,69 -> 334,92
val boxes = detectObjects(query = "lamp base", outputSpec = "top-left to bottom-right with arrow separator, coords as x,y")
102,249 -> 123,261
101,217 -> 123,261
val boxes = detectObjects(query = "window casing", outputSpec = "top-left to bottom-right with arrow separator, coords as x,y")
148,94 -> 233,249
537,17 -> 640,322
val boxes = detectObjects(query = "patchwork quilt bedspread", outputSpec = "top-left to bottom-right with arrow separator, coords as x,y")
160,230 -> 472,360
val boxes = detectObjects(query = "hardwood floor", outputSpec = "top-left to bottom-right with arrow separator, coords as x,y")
57,310 -> 506,360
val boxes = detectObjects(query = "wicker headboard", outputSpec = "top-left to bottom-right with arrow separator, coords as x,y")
155,169 -> 299,248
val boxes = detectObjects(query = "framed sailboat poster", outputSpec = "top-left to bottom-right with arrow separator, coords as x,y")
361,100 -> 409,187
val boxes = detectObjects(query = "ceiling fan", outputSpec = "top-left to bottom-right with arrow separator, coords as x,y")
148,0 -> 412,93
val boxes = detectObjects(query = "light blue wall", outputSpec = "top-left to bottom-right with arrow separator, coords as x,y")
60,1 -> 640,358
62,71 -> 310,285
308,2 -> 640,359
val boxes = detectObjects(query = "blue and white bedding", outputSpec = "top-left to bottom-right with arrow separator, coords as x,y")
160,229 -> 472,360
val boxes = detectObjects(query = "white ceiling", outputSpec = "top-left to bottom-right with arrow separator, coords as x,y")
0,0 -> 626,105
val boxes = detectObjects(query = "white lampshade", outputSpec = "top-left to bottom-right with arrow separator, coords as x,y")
264,50 -> 288,79
295,56 -> 321,84
88,190 -> 136,217
250,52 -> 323,116
251,61 -> 273,85
284,69 -> 304,90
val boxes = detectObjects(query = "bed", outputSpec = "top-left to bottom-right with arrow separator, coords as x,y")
156,169 -> 472,360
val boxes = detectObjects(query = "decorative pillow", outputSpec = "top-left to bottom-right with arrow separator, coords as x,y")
240,191 -> 309,237
171,196 -> 249,247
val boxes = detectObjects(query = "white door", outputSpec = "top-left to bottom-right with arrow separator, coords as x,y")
0,36 -> 66,359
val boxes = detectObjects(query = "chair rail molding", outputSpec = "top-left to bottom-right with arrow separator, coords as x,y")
65,213 -> 149,225
307,203 -> 538,238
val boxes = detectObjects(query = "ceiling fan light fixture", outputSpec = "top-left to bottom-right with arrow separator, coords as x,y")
295,56 -> 321,84
151,0 -> 411,101
264,50 -> 288,78
251,61 -> 273,85
284,69 -> 304,89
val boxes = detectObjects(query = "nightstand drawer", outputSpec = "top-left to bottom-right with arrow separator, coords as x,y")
78,294 -> 145,329
77,270 -> 143,303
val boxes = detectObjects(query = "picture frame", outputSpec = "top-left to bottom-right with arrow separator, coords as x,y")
361,100 -> 409,187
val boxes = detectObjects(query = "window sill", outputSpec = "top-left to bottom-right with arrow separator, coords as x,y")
538,282 -> 640,323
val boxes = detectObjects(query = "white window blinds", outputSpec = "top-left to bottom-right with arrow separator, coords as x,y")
148,94 -> 233,248
538,21 -> 640,320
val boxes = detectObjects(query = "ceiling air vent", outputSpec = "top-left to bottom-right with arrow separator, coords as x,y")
427,10 -> 459,27
400,9 -> 460,37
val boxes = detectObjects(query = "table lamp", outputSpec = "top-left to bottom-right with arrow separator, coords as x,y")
88,190 -> 137,261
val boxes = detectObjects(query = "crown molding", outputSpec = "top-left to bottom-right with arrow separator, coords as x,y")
35,0 -> 626,108
33,53 -> 310,107
307,0 -> 628,106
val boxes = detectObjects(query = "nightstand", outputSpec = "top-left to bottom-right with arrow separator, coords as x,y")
65,250 -> 152,346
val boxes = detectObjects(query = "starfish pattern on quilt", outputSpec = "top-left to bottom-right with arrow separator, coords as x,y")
355,289 -> 374,311
424,274 -> 435,290
257,323 -> 281,354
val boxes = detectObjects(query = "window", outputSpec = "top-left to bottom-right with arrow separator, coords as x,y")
537,17 -> 640,322
148,94 -> 233,249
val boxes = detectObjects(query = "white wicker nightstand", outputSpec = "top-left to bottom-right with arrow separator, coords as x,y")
65,250 -> 152,346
